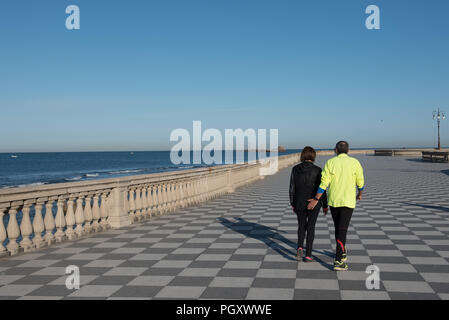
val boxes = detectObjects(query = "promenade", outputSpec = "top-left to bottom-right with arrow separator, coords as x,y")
0,155 -> 448,300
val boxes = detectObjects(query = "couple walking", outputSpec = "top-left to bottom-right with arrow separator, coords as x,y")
289,141 -> 365,271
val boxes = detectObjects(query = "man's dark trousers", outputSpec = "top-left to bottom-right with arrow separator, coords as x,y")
330,206 -> 354,261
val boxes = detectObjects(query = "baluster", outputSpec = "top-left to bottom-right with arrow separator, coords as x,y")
187,181 -> 193,205
65,197 -> 76,240
44,199 -> 56,244
165,183 -> 171,213
201,179 -> 206,201
207,178 -> 211,200
142,186 -> 149,219
0,208 -> 8,255
199,180 -> 203,203
158,184 -> 165,214
33,201 -> 46,248
202,178 -> 207,201
20,203 -> 35,251
74,195 -> 85,237
148,185 -> 154,218
6,207 -> 21,255
164,183 -> 170,213
83,195 -> 93,233
167,183 -> 173,212
194,180 -> 199,204
174,183 -> 181,209
198,179 -> 204,202
151,185 -> 158,216
100,192 -> 109,230
181,181 -> 189,208
128,189 -> 136,222
91,194 -> 101,232
54,197 -> 66,242
159,184 -> 165,214
186,181 -> 192,206
156,184 -> 163,215
171,183 -> 177,211
179,181 -> 185,208
193,180 -> 199,204
172,183 -> 178,211
135,187 -> 143,220
200,179 -> 206,202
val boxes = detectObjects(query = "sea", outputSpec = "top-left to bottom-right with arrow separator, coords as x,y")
0,150 -> 300,189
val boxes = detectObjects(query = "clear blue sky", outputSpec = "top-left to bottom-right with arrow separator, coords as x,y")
1,0 -> 448,152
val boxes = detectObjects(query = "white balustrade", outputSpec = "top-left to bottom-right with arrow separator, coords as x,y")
0,153 -> 300,256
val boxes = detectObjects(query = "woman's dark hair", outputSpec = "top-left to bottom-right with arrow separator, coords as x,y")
300,146 -> 316,162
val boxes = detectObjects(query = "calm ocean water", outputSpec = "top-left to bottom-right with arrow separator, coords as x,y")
0,150 -> 300,189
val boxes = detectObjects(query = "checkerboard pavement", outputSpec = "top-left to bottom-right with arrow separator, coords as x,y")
0,155 -> 448,300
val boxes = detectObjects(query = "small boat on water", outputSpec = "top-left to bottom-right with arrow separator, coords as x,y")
10,155 -> 18,158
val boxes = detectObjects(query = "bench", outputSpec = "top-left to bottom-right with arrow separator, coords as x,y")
422,151 -> 449,163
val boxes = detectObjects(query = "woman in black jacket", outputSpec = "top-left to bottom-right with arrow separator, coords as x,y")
289,146 -> 328,262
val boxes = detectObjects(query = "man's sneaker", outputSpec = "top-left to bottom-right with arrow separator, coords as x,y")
304,256 -> 313,263
341,251 -> 347,262
333,260 -> 348,271
296,248 -> 303,261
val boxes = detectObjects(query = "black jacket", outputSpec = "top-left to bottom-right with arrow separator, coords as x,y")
289,162 -> 328,212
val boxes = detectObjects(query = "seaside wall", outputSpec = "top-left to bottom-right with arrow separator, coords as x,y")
0,153 -> 300,257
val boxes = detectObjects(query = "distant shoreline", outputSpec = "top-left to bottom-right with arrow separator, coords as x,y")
1,147 -> 448,154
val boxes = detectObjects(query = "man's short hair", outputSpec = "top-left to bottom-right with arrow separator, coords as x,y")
335,141 -> 349,154
300,146 -> 316,162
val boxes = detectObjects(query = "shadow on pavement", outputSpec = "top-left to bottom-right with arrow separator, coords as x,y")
310,249 -> 335,271
401,202 -> 449,213
442,169 -> 449,176
217,217 -> 297,261
405,158 -> 424,163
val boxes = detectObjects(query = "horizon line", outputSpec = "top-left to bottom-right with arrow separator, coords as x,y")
1,146 -> 447,154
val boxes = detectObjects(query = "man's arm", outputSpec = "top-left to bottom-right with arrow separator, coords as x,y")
355,160 -> 365,200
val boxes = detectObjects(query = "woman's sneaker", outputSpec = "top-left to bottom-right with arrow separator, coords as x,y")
296,248 -> 303,261
333,260 -> 348,271
304,256 -> 313,263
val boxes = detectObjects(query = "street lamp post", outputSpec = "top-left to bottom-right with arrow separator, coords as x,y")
433,108 -> 446,150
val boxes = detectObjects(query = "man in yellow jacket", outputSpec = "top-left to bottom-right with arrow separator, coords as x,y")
307,141 -> 365,271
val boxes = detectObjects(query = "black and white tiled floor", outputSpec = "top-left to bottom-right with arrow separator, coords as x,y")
0,155 -> 448,300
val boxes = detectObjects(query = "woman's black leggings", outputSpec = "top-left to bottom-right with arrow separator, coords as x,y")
295,206 -> 320,257
330,206 -> 354,262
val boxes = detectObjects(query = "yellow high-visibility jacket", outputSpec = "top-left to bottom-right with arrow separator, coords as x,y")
318,153 -> 365,209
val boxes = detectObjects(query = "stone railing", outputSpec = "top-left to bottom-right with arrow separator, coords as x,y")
0,153 -> 300,257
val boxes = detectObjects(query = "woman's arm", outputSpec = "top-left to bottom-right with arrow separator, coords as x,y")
289,169 -> 296,208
